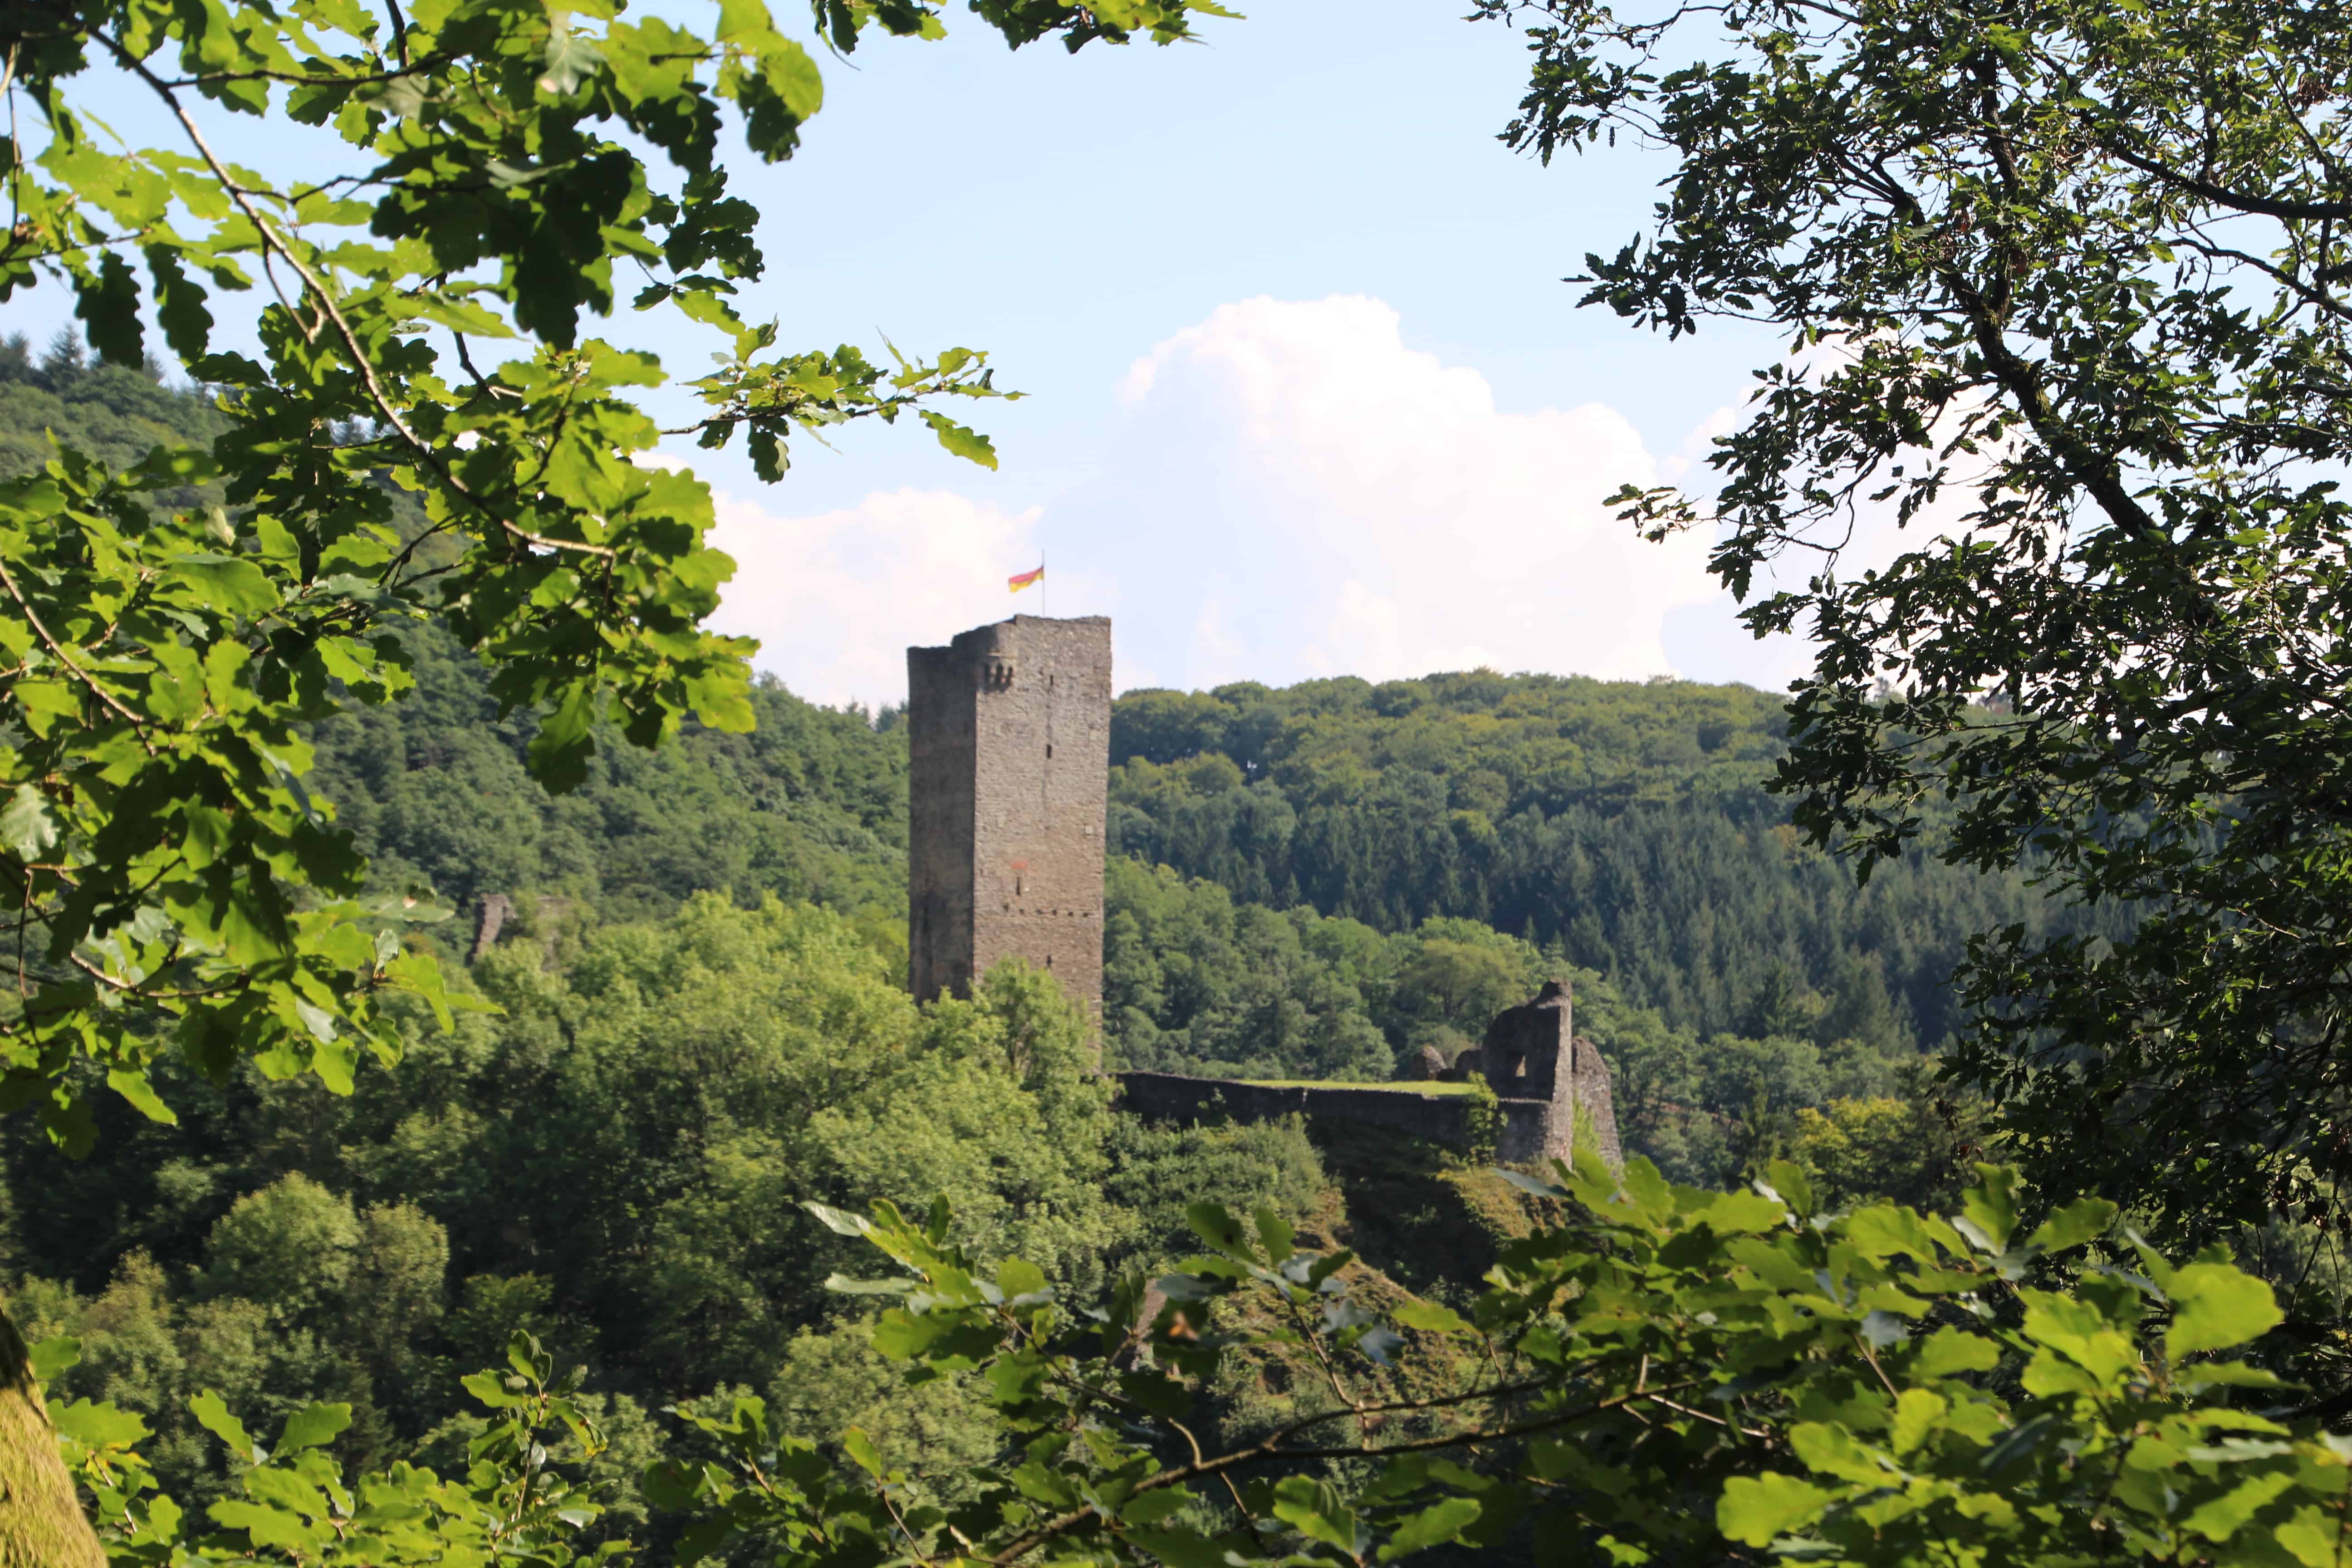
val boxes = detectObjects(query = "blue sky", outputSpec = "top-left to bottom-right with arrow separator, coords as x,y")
675,0 -> 1813,705
42,0 -> 1821,706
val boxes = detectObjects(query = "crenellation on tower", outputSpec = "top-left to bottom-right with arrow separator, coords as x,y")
906,615 -> 1112,1030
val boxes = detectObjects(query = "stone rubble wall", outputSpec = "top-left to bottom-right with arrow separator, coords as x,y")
1112,1072 -> 1570,1166
1569,1037 -> 1624,1169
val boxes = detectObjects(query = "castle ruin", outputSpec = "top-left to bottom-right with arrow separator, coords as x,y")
904,613 -> 1618,1169
1451,978 -> 1622,1166
1119,977 -> 1617,1167
907,615 -> 1112,1023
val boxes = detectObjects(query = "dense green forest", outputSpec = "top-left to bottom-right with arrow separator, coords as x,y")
15,897 -> 1342,1535
1107,680 -> 2092,1051
1,339 -> 1980,1548
0,333 -> 1995,1151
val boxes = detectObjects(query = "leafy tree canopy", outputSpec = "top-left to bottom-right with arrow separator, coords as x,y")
1477,0 -> 2352,1242
55,1155 -> 2345,1568
13,894 -> 1366,1534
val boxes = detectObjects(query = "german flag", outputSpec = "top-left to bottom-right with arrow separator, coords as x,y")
1008,564 -> 1044,593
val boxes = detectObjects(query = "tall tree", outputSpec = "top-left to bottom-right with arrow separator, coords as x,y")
0,0 -> 1223,1546
1483,0 -> 2352,1244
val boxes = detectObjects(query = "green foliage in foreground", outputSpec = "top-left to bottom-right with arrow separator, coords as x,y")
739,1160 -> 2320,1568
0,347 -> 914,945
52,1328 -> 628,1564
58,1161 -> 2339,1568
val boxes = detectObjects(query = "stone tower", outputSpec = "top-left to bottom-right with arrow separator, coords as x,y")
906,616 -> 1112,1023
1446,980 -> 1623,1167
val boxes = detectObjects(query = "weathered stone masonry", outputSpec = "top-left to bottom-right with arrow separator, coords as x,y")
1116,977 -> 1621,1169
907,616 -> 1112,1026
1446,979 -> 1622,1168
1113,1073 -> 1570,1165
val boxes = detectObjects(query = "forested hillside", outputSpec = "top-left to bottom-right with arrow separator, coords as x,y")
1108,677 -> 2095,1052
0,342 -> 2035,1057
311,629 -> 910,932
1,342 -> 1983,1542
0,339 -> 2026,1101
0,339 -> 2015,1131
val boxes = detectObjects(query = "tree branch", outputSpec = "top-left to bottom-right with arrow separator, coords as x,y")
103,40 -> 620,565
982,1377 -> 1702,1565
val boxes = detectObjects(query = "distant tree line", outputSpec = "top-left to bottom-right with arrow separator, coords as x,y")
1107,676 -> 2121,1052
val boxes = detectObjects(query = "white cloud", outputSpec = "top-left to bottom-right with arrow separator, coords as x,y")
700,294 -> 1776,706
1100,294 -> 1720,689
703,487 -> 1048,710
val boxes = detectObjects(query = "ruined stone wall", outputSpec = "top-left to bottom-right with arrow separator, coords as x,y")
1114,1072 -> 1566,1160
1446,979 -> 1623,1166
907,616 -> 1112,1027
1119,980 -> 1623,1170
1569,1036 -> 1623,1169
1468,980 -> 1573,1162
